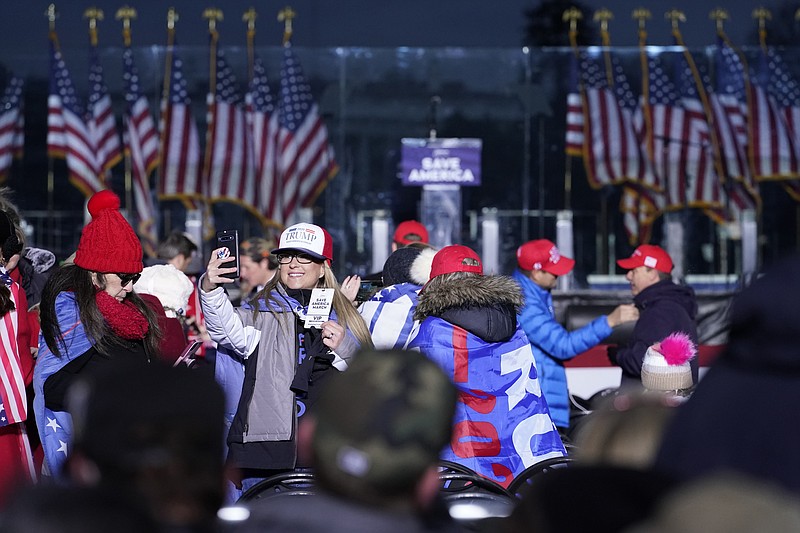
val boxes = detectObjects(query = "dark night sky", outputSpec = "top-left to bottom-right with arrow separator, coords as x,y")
0,0 -> 772,57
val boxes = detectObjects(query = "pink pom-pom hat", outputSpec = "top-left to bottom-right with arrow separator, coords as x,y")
641,332 -> 697,391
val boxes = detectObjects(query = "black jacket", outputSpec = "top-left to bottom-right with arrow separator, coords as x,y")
611,279 -> 698,387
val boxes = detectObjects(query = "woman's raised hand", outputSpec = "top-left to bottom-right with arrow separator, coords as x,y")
201,247 -> 239,291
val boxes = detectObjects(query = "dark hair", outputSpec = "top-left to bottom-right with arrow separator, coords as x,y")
0,284 -> 15,316
393,233 -> 424,247
240,237 -> 278,270
0,188 -> 25,250
40,264 -> 162,358
156,232 -> 197,261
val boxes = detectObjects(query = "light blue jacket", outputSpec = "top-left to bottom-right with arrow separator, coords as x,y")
513,270 -> 612,428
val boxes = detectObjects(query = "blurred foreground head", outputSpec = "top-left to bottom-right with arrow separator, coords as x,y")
309,348 -> 457,509
656,254 -> 800,494
66,363 -> 226,529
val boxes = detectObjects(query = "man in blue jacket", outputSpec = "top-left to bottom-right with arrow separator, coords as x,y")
513,239 -> 638,431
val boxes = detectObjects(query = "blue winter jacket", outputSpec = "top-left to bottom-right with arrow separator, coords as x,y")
410,274 -> 565,487
512,270 -> 612,428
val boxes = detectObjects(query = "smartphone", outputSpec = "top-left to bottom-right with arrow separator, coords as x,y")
173,340 -> 202,368
355,279 -> 383,302
215,229 -> 240,283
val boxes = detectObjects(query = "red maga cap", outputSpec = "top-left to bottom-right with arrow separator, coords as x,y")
393,220 -> 429,246
516,239 -> 575,276
616,244 -> 673,274
429,245 -> 483,279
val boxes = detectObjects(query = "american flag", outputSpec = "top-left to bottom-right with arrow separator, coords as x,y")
247,56 -> 281,226
47,34 -> 105,196
277,45 -> 338,224
158,43 -> 202,202
0,77 -> 24,183
641,50 -> 684,208
621,185 -> 660,246
580,52 -> 646,188
87,41 -> 121,177
123,46 -> 159,257
709,35 -> 759,210
622,47 -> 689,246
204,47 -> 258,215
751,46 -> 800,199
0,278 -> 28,428
564,37 -> 583,157
673,44 -> 725,218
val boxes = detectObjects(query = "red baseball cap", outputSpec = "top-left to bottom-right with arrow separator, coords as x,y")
516,239 -> 575,276
429,245 -> 483,279
617,244 -> 673,274
393,220 -> 429,246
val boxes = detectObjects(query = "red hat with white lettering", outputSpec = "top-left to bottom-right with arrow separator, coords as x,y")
617,244 -> 673,274
516,239 -> 575,276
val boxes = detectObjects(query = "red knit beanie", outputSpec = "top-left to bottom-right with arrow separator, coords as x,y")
74,190 -> 143,274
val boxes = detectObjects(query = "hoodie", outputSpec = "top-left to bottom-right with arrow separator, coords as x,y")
611,279 -> 698,387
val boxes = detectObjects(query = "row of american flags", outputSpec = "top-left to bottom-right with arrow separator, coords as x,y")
565,22 -> 800,245
37,24 -> 337,256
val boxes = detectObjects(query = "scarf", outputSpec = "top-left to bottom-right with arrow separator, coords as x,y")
286,288 -> 334,398
95,290 -> 149,340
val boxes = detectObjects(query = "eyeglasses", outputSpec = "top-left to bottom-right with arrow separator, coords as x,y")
116,272 -> 142,286
276,252 -> 319,265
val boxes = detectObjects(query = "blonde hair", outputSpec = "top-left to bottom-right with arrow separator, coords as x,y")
322,266 -> 373,348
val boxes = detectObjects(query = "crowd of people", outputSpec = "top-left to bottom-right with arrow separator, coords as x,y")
0,187 -> 798,532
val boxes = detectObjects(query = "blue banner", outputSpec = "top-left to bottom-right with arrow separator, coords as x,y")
401,138 -> 482,186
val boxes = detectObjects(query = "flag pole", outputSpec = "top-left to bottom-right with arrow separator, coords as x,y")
278,6 -> 296,46
44,4 -> 58,215
157,7 -> 177,215
594,8 -> 614,265
202,7 -> 222,198
116,6 -> 135,218
276,6 -> 297,222
562,8 -> 581,212
83,7 -> 105,196
243,7 -> 257,84
752,7 -> 771,266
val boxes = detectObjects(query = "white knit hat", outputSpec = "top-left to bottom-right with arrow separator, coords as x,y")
641,332 -> 697,392
134,264 -> 194,318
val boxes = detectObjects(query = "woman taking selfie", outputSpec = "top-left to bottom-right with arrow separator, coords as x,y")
200,222 -> 371,494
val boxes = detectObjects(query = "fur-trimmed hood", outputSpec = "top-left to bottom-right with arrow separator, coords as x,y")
415,274 -> 524,343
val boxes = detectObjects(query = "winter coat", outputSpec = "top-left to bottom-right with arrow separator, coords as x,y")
200,282 -> 359,470
34,292 -> 151,478
611,279 -> 698,387
358,282 -> 422,349
409,274 -> 565,488
512,270 -> 612,428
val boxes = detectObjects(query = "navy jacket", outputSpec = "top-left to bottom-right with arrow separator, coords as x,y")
612,279 -> 698,387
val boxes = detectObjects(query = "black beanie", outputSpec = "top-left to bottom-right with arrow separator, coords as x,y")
382,247 -> 424,286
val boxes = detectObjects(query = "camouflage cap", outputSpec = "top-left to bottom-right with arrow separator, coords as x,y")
312,348 -> 457,504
